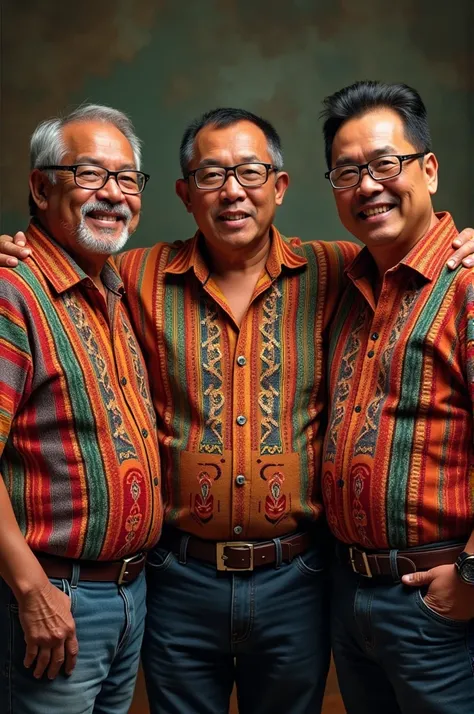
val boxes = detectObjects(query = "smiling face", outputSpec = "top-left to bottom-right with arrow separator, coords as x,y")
30,120 -> 141,260
330,108 -> 438,263
176,120 -> 289,260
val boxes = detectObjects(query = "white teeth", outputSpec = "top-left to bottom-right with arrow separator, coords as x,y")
221,214 -> 247,221
89,214 -> 118,222
364,206 -> 392,217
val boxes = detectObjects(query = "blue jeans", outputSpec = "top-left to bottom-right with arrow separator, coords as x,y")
332,561 -> 474,714
0,570 -> 146,714
142,533 -> 331,714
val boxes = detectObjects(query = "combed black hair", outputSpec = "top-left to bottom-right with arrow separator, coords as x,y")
179,107 -> 284,175
321,80 -> 432,169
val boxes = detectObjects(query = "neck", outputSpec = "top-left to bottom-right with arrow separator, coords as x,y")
35,218 -> 108,297
203,232 -> 271,278
370,211 -> 439,278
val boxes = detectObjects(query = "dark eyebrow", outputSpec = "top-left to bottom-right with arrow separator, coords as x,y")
196,154 -> 262,169
334,145 -> 398,167
74,156 -> 137,170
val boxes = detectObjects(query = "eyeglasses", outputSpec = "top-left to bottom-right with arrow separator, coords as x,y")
325,152 -> 428,189
40,164 -> 150,194
185,162 -> 278,190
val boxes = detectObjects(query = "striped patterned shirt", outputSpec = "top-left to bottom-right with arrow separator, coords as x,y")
322,213 -> 474,549
0,223 -> 162,561
118,227 -> 358,540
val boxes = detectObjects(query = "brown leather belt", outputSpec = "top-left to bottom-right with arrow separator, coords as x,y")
160,531 -> 311,571
35,552 -> 146,585
339,542 -> 464,579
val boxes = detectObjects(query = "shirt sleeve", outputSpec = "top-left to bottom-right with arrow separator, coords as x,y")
0,275 -> 33,459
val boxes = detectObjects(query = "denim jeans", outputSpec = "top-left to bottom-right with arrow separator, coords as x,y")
0,570 -> 146,714
332,561 -> 474,714
142,533 -> 331,714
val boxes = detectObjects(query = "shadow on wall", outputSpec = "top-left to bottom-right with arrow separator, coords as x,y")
1,0 -> 473,244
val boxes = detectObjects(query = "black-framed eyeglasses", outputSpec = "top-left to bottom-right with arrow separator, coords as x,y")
325,152 -> 428,189
40,164 -> 150,194
185,162 -> 278,190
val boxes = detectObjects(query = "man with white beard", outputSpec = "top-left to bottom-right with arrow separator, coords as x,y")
0,105 -> 162,714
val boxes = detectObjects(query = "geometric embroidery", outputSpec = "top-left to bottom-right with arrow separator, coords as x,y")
325,305 -> 368,462
199,298 -> 224,454
259,283 -> 283,454
120,314 -> 156,427
64,294 -> 137,463
350,462 -> 373,548
355,281 -> 419,455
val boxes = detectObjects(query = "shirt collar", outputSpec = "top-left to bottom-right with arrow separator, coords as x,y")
346,212 -> 457,284
26,221 -> 124,295
164,225 -> 308,283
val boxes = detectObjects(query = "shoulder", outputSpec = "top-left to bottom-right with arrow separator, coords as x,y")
117,239 -> 190,273
0,261 -> 40,303
286,237 -> 360,274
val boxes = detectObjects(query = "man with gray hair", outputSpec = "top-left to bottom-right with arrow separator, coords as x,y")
0,105 -> 162,713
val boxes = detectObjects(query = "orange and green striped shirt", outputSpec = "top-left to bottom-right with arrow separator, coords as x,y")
118,227 -> 358,541
322,212 -> 474,549
0,223 -> 162,560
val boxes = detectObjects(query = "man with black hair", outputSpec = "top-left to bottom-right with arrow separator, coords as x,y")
1,102 -> 474,714
321,80 -> 474,713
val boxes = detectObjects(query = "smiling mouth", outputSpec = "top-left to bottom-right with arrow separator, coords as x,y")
218,212 -> 250,222
359,205 -> 395,219
87,212 -> 123,223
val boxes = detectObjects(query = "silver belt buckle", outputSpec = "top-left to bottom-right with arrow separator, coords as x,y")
118,553 -> 144,585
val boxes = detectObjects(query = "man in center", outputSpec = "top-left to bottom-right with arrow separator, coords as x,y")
2,107 -> 474,714
115,109 -> 356,713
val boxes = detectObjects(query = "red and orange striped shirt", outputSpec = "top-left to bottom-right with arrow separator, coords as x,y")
0,223 -> 162,560
118,227 -> 358,540
323,213 -> 474,549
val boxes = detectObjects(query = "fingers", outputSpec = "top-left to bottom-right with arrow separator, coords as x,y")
0,241 -> 31,266
23,642 -> 39,669
401,569 -> 433,586
46,642 -> 66,680
64,633 -> 79,675
447,235 -> 474,270
33,645 -> 54,679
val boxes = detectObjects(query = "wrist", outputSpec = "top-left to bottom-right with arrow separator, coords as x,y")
455,550 -> 474,585
3,560 -> 50,601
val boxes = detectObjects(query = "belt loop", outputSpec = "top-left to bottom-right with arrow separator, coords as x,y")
273,537 -> 283,570
70,563 -> 80,589
389,549 -> 400,583
179,534 -> 190,565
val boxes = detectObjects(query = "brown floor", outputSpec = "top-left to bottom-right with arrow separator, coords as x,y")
129,659 -> 346,713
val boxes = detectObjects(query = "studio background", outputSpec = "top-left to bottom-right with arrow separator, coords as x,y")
1,0 -> 473,245
1,2 -> 473,712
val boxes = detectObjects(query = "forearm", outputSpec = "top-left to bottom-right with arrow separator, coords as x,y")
0,476 -> 49,598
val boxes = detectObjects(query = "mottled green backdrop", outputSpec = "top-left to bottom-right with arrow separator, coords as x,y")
1,0 -> 473,246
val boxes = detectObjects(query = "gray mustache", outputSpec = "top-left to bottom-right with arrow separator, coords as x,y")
81,201 -> 132,222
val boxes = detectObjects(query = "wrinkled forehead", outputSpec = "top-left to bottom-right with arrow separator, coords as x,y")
61,120 -> 135,166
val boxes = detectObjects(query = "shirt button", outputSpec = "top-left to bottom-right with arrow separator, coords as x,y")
236,415 -> 247,426
337,479 -> 345,488
236,355 -> 246,367
354,405 -> 362,413
233,525 -> 243,535
371,332 -> 379,341
121,376 -> 127,386
153,477 -> 159,486
235,474 -> 246,486
367,350 -> 375,358
142,428 -> 149,438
